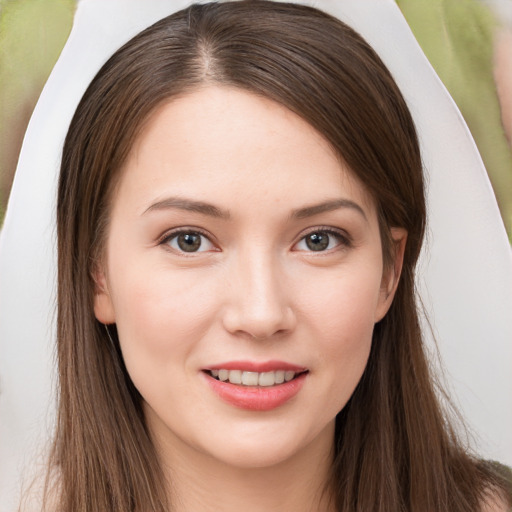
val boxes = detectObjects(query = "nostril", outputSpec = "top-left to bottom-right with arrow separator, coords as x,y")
221,301 -> 297,340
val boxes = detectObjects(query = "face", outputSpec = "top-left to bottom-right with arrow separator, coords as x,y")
94,86 -> 405,470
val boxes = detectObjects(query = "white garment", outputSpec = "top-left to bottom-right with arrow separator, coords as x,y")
1,1 -> 511,509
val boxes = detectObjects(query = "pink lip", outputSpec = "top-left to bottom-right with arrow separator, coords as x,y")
202,361 -> 308,411
205,360 -> 306,373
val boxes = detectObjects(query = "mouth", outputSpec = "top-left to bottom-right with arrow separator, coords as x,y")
202,363 -> 309,411
204,369 -> 307,387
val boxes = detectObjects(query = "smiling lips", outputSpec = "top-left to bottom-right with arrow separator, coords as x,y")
209,369 -> 298,387
203,361 -> 308,411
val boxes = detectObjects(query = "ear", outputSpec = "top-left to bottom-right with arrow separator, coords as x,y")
374,227 -> 407,322
92,264 -> 116,324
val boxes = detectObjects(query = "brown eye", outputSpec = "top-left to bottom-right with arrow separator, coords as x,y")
165,231 -> 215,253
177,233 -> 201,252
294,229 -> 348,252
305,232 -> 330,251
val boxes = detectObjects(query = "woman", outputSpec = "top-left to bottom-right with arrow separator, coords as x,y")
39,1 -> 512,510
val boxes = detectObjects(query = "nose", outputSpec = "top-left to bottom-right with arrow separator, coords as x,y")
221,251 -> 296,340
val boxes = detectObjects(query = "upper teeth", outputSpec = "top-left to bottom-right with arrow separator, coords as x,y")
210,369 -> 297,387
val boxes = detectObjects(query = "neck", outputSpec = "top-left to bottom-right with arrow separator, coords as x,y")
153,422 -> 336,512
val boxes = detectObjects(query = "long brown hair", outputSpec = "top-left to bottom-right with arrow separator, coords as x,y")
51,1 -> 511,510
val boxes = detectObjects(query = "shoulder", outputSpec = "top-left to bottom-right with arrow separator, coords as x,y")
480,491 -> 511,512
18,471 -> 60,512
477,460 -> 512,512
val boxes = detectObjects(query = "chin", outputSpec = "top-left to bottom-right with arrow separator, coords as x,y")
209,441 -> 303,470
194,417 -> 335,472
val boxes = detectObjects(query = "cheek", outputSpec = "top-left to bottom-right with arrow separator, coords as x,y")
298,264 -> 381,404
300,261 -> 382,341
108,260 -> 220,368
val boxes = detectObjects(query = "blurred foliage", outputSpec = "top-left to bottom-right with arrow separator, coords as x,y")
398,0 -> 512,238
0,0 -> 74,224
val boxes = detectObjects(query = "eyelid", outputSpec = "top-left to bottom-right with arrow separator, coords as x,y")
157,226 -> 219,253
292,226 -> 352,252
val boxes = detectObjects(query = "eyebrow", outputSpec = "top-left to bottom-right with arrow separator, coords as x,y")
143,196 -> 367,222
291,199 -> 368,221
143,197 -> 231,219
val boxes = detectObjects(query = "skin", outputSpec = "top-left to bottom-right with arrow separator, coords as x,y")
94,86 -> 406,511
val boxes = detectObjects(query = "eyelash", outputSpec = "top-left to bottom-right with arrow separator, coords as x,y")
158,226 -> 352,254
293,227 -> 352,253
158,227 -> 218,255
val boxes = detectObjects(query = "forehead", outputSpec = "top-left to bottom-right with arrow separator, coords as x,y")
116,86 -> 376,218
